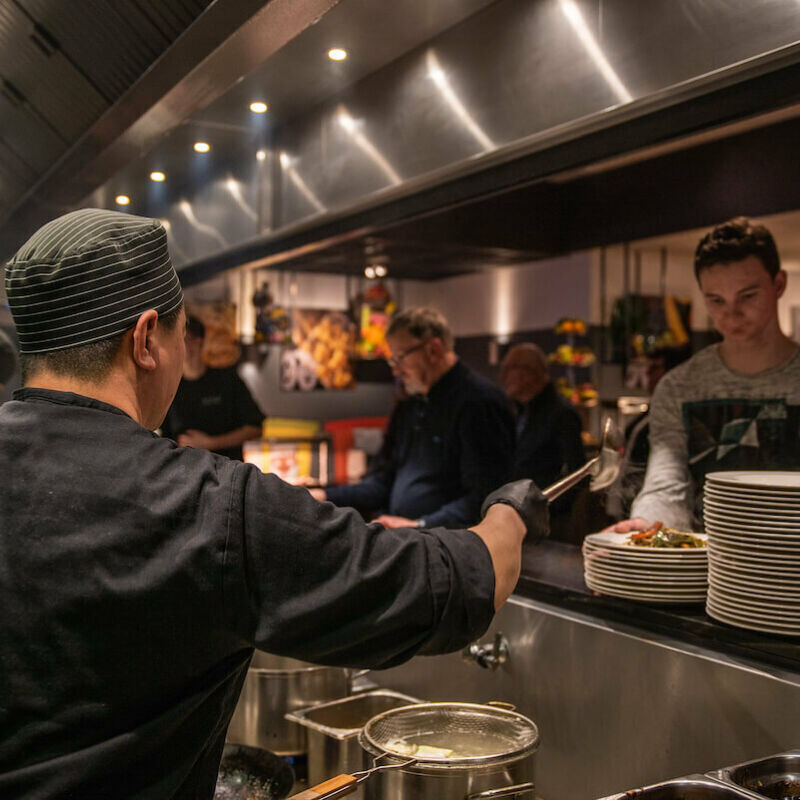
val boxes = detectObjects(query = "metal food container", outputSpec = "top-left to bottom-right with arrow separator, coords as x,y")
595,775 -> 766,799
712,750 -> 800,799
285,690 -> 420,788
357,701 -> 539,800
226,652 -> 351,755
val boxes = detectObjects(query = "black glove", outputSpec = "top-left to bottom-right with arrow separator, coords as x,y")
480,479 -> 550,542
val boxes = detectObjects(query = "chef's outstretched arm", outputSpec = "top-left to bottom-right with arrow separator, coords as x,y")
471,479 -> 550,609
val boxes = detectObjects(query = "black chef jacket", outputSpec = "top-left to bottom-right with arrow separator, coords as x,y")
0,389 -> 495,800
326,361 -> 515,527
161,367 -> 265,460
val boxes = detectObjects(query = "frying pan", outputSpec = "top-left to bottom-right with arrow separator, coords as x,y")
215,744 -> 295,800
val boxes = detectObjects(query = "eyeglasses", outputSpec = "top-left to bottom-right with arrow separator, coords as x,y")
387,340 -> 427,368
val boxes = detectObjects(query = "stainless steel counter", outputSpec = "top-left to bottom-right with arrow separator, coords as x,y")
373,593 -> 800,800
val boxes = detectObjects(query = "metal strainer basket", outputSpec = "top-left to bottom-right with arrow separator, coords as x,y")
361,702 -> 540,769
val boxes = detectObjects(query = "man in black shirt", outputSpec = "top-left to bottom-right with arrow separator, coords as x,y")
0,209 -> 548,800
313,308 -> 516,529
161,315 -> 263,460
501,343 -> 585,487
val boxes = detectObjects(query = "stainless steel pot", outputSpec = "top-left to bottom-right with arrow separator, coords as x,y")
226,652 -> 352,755
357,702 -> 540,800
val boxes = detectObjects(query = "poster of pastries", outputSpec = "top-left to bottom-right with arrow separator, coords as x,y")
186,302 -> 240,367
282,309 -> 356,391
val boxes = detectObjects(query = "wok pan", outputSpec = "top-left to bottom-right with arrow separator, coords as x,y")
215,744 -> 295,800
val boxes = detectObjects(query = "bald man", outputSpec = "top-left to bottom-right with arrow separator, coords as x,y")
500,343 -> 585,490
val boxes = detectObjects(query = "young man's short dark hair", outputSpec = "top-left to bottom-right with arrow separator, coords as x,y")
694,216 -> 780,280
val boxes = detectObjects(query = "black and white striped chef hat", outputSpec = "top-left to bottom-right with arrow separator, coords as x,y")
5,208 -> 183,354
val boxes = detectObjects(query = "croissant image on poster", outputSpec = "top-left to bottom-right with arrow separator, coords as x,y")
281,309 -> 356,391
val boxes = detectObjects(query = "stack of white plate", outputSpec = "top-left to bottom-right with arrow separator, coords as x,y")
704,471 -> 800,637
583,531 -> 708,604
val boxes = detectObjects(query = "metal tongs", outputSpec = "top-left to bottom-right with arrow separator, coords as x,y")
287,753 -> 417,800
542,417 -> 625,503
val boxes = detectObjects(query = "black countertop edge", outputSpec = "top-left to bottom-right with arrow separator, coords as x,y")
516,541 -> 800,675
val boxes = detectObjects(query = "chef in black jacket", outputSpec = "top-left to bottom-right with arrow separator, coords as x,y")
313,307 -> 516,529
161,315 -> 263,460
0,209 -> 548,800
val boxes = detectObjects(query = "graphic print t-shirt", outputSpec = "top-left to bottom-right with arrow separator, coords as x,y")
630,344 -> 800,529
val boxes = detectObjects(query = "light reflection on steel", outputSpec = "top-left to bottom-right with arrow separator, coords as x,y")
279,152 -> 326,213
426,49 -> 494,152
559,0 -> 632,104
336,105 -> 402,185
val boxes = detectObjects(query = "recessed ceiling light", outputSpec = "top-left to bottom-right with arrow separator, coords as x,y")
328,48 -> 347,61
115,194 -> 130,206
193,141 -> 210,153
249,101 -> 268,114
374,265 -> 387,277
364,266 -> 376,279
150,171 -> 166,182
256,149 -> 267,162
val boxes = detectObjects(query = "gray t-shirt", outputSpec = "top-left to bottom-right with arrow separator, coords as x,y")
631,343 -> 800,529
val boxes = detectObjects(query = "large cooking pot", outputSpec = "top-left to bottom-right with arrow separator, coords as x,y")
227,653 -> 352,755
357,702 -> 540,800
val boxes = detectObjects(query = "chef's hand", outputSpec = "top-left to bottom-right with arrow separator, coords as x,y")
601,517 -> 651,533
308,488 -> 327,502
374,514 -> 421,529
178,429 -> 215,449
480,479 -> 549,542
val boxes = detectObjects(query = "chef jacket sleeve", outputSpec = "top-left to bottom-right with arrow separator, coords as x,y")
423,397 -> 515,528
223,467 -> 495,669
629,374 -> 695,529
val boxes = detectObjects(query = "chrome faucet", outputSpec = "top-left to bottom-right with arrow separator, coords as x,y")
462,632 -> 509,670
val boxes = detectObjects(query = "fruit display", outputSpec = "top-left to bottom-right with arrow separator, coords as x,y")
353,281 -> 396,359
551,317 -> 597,407
549,344 -> 596,366
554,317 -> 587,336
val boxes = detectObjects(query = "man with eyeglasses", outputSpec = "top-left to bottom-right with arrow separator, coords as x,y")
312,307 -> 517,530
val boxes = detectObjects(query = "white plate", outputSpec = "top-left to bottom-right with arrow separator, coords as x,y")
705,528 -> 800,547
707,599 -> 800,629
585,572 -> 708,592
707,585 -> 800,616
706,471 -> 800,490
706,601 -> 800,636
705,511 -> 800,536
708,546 -> 800,571
707,589 -> 800,620
583,546 -> 708,566
707,570 -> 800,600
585,564 -> 708,583
703,500 -> 800,523
707,553 -> 800,581
585,578 -> 706,604
704,488 -> 800,504
704,486 -> 800,505
583,548 -> 708,570
585,571 -> 707,592
584,531 -> 708,554
708,531 -> 800,552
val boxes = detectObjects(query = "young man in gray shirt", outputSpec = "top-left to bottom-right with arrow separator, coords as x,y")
614,217 -> 800,532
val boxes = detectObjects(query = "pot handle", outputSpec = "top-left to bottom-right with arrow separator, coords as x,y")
287,773 -> 358,800
465,782 -> 536,799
